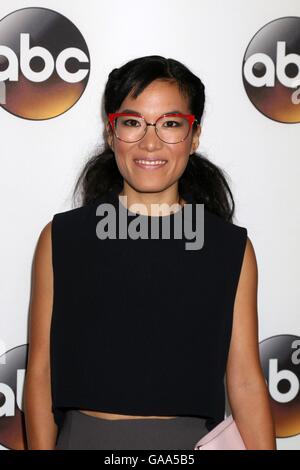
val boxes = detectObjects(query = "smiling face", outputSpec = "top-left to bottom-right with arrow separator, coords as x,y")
106,79 -> 201,195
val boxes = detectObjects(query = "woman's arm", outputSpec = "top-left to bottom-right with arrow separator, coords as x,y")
225,237 -> 277,450
23,221 -> 58,450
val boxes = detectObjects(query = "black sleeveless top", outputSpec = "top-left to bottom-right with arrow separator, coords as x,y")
50,187 -> 248,433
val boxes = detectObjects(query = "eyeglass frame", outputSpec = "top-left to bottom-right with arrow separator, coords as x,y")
107,112 -> 199,144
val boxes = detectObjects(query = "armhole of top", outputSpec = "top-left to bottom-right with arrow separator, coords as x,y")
232,226 -> 248,305
51,213 -> 59,272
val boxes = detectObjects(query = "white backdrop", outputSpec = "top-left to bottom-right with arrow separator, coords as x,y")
0,0 -> 299,451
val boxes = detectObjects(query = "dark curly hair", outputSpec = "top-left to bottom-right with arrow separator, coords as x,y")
72,55 -> 235,222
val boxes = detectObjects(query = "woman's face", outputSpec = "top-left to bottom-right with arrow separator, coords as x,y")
106,79 -> 201,194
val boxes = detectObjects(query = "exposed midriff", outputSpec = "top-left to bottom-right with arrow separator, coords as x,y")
78,409 -> 178,420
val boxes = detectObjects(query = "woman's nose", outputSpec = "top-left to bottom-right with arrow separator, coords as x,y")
138,124 -> 163,150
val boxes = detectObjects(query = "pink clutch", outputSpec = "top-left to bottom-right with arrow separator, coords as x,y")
194,414 -> 247,450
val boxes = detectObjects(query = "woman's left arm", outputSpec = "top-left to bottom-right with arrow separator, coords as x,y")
225,236 -> 277,450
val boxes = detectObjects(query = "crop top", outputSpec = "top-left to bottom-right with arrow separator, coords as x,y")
50,186 -> 248,434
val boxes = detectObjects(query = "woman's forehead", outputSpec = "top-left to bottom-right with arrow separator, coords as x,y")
120,81 -> 190,114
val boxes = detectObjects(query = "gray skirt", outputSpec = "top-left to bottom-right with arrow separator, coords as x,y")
55,410 -> 209,450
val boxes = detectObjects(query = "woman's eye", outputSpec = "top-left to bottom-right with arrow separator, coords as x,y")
163,120 -> 180,127
124,119 -> 140,127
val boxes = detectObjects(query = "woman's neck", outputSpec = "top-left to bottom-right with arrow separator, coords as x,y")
118,188 -> 186,216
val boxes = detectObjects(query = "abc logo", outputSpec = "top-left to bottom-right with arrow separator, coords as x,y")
259,335 -> 300,438
242,16 -> 300,123
0,344 -> 28,450
0,7 -> 90,120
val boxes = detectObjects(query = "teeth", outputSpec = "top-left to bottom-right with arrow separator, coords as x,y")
135,160 -> 167,165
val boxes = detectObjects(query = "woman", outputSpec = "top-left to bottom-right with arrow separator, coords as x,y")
24,55 -> 276,450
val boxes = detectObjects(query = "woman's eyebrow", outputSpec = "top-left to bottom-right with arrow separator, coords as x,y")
119,108 -> 184,115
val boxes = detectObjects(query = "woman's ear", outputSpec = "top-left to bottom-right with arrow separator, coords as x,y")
106,121 -> 114,151
191,124 -> 201,154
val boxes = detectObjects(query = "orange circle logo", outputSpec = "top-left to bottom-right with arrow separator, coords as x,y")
260,335 -> 300,438
0,7 -> 90,120
242,17 -> 300,123
0,345 -> 28,450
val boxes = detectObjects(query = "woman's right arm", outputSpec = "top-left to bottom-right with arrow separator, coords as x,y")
23,221 -> 58,450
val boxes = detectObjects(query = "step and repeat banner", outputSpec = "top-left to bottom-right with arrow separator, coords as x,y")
0,0 -> 299,451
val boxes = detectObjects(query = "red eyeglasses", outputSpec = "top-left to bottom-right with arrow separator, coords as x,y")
108,112 -> 198,144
